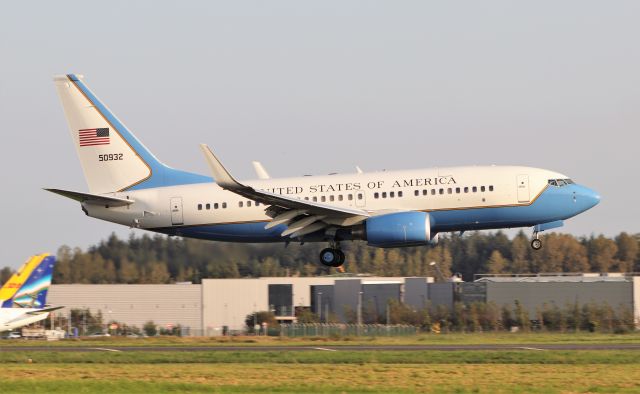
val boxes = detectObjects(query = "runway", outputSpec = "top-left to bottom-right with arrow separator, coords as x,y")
1,343 -> 639,352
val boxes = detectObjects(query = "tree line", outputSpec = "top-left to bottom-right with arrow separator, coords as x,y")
0,231 -> 638,285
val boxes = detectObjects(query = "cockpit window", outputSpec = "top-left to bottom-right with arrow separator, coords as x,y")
548,178 -> 573,187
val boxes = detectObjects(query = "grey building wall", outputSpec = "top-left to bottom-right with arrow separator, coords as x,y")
311,285 -> 334,321
404,277 -> 430,310
460,283 -> 487,304
333,279 -> 362,322
202,277 -> 341,332
486,282 -> 635,319
49,276 -> 637,336
48,284 -> 202,332
362,283 -> 402,320
429,283 -> 456,310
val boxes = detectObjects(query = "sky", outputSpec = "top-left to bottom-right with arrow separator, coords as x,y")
0,1 -> 638,269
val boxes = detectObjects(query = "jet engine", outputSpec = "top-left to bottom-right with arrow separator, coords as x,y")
361,211 -> 435,248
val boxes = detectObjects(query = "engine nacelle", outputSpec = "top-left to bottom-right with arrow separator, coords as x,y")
364,211 -> 434,248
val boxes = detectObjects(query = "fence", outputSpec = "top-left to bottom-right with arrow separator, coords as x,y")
278,323 -> 419,337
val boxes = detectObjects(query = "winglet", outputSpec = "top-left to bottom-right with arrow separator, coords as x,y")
252,161 -> 271,179
199,144 -> 243,189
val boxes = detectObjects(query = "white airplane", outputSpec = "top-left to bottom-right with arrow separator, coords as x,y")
48,74 -> 600,267
0,254 -> 63,333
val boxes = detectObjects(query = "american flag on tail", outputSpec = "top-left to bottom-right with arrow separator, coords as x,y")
78,128 -> 110,147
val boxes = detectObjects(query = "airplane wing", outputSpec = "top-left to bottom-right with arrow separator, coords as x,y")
200,144 -> 369,238
45,188 -> 134,206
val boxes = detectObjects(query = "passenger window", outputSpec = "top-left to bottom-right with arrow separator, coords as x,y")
222,202 -> 227,209
472,186 -> 477,192
382,192 -> 387,198
214,203 -> 219,209
398,191 -> 403,197
390,191 -> 395,198
374,192 -> 379,199
329,195 -> 335,202
206,203 -> 211,210
197,204 -> 202,210
439,188 -> 444,195
481,186 -> 486,192
312,196 -> 318,202
239,201 -> 243,208
348,194 -> 353,201
321,196 -> 326,202
339,195 -> 344,201
304,197 -> 309,201
414,190 -> 419,197
456,187 -> 460,194
489,185 -> 494,192
447,188 -> 452,194
464,187 -> 469,193
431,189 -> 436,195
247,201 -> 252,207
357,193 -> 363,200
423,189 -> 428,196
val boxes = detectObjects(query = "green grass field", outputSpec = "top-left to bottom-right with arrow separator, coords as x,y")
3,331 -> 640,348
1,333 -> 639,393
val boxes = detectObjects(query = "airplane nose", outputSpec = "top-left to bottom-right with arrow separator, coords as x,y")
589,189 -> 601,208
577,186 -> 600,209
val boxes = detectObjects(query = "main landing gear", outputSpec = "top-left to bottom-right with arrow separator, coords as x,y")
319,241 -> 345,267
531,232 -> 542,250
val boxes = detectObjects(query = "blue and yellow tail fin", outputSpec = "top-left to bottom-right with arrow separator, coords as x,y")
0,254 -> 48,306
1,254 -> 56,309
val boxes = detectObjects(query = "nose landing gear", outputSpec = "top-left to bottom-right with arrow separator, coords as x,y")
531,232 -> 542,250
319,241 -> 345,267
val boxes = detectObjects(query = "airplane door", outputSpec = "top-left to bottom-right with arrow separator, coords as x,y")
170,197 -> 184,225
517,175 -> 530,203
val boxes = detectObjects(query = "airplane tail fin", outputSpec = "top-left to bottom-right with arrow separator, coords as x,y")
1,254 -> 56,309
0,254 -> 48,306
53,74 -> 210,194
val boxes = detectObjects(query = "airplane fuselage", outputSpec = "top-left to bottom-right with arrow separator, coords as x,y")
83,165 -> 599,243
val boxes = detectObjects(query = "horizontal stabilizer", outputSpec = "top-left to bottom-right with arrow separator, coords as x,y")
45,188 -> 134,206
26,306 -> 64,315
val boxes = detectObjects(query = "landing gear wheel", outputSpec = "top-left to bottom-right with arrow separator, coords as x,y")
531,238 -> 542,250
319,248 -> 345,267
320,248 -> 338,267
